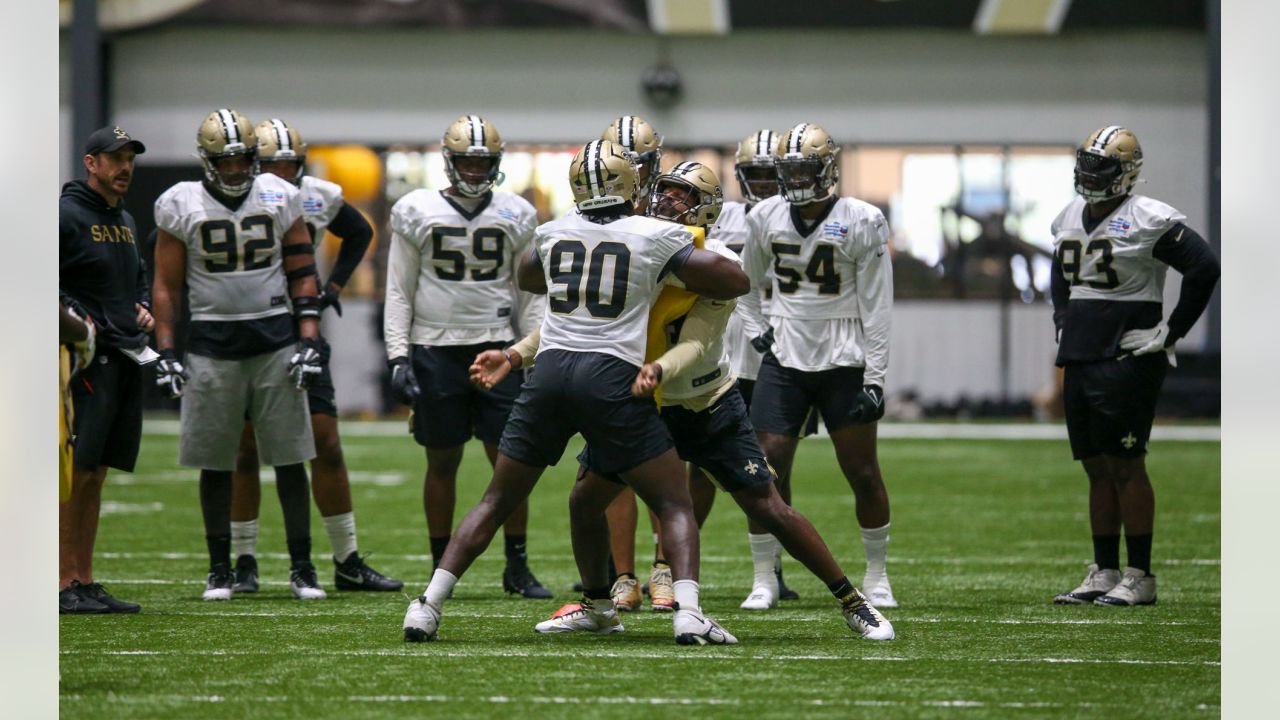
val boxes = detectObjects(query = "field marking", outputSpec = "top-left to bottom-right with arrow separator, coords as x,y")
100,501 -> 164,516
111,470 -> 404,486
140,418 -> 1220,442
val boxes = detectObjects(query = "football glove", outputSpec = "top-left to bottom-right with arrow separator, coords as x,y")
66,306 -> 96,372
155,349 -> 189,399
289,338 -> 324,389
848,384 -> 885,425
1119,322 -> 1177,366
319,284 -> 344,317
389,356 -> 421,405
750,327 -> 775,354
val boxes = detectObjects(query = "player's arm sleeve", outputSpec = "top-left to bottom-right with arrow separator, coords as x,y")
323,203 -> 373,289
508,326 -> 542,368
1151,222 -> 1221,342
855,222 -> 893,387
383,230 -> 421,361
654,297 -> 735,382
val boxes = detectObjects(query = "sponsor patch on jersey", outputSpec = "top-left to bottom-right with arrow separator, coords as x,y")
270,295 -> 286,307
822,221 -> 850,238
496,208 -> 521,222
259,190 -> 287,205
1107,217 -> 1132,234
303,197 -> 325,213
691,368 -> 722,387
497,306 -> 512,318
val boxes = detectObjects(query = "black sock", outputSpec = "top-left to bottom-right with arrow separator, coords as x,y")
274,464 -> 312,563
1126,533 -> 1153,574
1093,534 -> 1121,570
199,470 -> 232,568
607,555 -> 617,581
827,576 -> 856,601
653,559 -> 669,568
504,534 -> 528,565
287,537 -> 312,567
430,535 -> 450,569
584,586 -> 611,601
206,534 -> 231,570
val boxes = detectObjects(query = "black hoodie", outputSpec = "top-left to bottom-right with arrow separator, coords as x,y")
59,180 -> 150,350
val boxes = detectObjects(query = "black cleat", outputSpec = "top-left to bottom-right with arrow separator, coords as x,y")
503,565 -> 553,599
60,581 -> 109,615
334,552 -> 404,592
79,582 -> 141,614
233,554 -> 259,594
777,568 -> 800,601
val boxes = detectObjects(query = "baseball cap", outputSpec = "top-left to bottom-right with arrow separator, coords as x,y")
84,126 -> 147,156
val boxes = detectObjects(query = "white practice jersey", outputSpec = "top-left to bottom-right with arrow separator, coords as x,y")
298,175 -> 345,243
740,195 -> 893,384
154,174 -> 302,322
536,213 -> 694,367
711,200 -> 768,380
657,238 -> 739,402
384,190 -> 540,357
1050,194 -> 1184,303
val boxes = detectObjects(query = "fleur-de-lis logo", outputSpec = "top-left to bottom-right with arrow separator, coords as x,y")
112,126 -> 129,139
744,460 -> 760,475
1121,433 -> 1137,449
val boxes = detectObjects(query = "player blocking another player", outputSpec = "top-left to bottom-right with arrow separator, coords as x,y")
225,119 -> 402,595
384,115 -> 550,598
403,140 -> 747,645
1050,126 -> 1219,607
152,109 -> 326,601
739,123 -> 899,610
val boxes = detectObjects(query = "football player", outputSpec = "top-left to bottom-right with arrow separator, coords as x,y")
739,123 -> 899,609
224,119 -> 401,594
403,140 -> 747,645
383,115 -> 550,598
474,162 -> 893,640
1050,126 -> 1219,607
152,109 -> 326,601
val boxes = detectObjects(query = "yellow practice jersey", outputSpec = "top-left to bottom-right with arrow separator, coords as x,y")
644,226 -> 705,404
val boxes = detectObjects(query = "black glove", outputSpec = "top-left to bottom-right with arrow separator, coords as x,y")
750,326 -> 775,354
389,356 -> 421,405
319,284 -> 344,317
155,349 -> 189,399
848,384 -> 885,425
289,338 -> 324,389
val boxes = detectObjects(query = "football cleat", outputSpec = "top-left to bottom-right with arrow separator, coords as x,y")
841,590 -> 896,641
79,582 -> 141,614
403,596 -> 441,642
334,552 -> 404,592
862,573 -> 898,609
233,554 -> 259,594
649,563 -> 675,612
503,565 -> 554,599
740,582 -> 778,611
59,581 -> 109,614
611,574 -> 642,612
203,564 -> 235,602
535,598 -> 624,635
777,568 -> 800,601
673,608 -> 738,646
289,562 -> 328,600
1054,563 -> 1122,605
1094,567 -> 1157,607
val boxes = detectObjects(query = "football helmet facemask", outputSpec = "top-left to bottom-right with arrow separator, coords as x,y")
601,115 -> 664,197
647,161 -> 724,229
570,140 -> 639,212
254,118 -> 307,185
442,114 -> 504,197
775,123 -> 840,206
1074,125 -> 1143,204
198,109 -> 257,197
735,129 -> 781,204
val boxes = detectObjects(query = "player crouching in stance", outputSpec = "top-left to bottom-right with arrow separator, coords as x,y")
1050,126 -> 1219,607
153,109 -> 327,601
403,140 -> 746,645
475,162 -> 894,641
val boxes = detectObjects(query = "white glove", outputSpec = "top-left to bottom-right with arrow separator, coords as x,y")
1119,322 -> 1177,366
67,310 -> 96,373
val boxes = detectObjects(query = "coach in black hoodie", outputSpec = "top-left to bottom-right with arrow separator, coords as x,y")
58,126 -> 152,615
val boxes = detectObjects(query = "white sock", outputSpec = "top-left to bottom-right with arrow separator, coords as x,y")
423,568 -> 458,610
748,533 -> 780,590
589,597 -> 616,613
861,522 -> 890,577
322,512 -> 358,563
231,520 -> 258,559
672,579 -> 700,612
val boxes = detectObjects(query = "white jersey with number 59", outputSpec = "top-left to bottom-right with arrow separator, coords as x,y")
535,213 -> 693,367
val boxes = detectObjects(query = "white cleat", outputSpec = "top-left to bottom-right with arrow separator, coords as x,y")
534,599 -> 624,634
1094,567 -> 1157,607
289,564 -> 328,600
1053,563 -> 1122,605
673,608 -> 738,646
739,583 -> 778,611
202,565 -> 234,602
842,590 -> 896,641
862,574 -> 898,608
403,596 -> 441,642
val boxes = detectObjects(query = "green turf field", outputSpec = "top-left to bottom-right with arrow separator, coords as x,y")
59,425 -> 1220,718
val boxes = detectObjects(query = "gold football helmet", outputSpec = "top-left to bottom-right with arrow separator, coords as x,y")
734,129 -> 781,204
254,119 -> 307,185
442,114 -> 504,197
1074,125 -> 1143,204
197,109 -> 257,196
601,115 -> 664,195
775,123 -> 840,205
647,161 -> 724,229
569,140 -> 639,212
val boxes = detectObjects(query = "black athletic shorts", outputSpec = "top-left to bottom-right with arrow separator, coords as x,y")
70,348 -> 144,472
1063,353 -> 1167,460
737,378 -> 820,437
581,383 -> 773,492
411,342 -> 520,448
305,336 -> 337,417
499,349 -> 673,475
750,352 -> 867,436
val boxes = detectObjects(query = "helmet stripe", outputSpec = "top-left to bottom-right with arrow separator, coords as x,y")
789,124 -> 807,154
469,115 -> 484,148
756,131 -> 770,157
586,141 -> 602,196
218,109 -> 239,145
1094,125 -> 1122,152
271,119 -> 291,152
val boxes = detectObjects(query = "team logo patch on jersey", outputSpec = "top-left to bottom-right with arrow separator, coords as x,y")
258,190 -> 286,205
303,197 -> 325,213
822,221 -> 850,238
1107,217 -> 1132,234
497,208 -> 521,222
